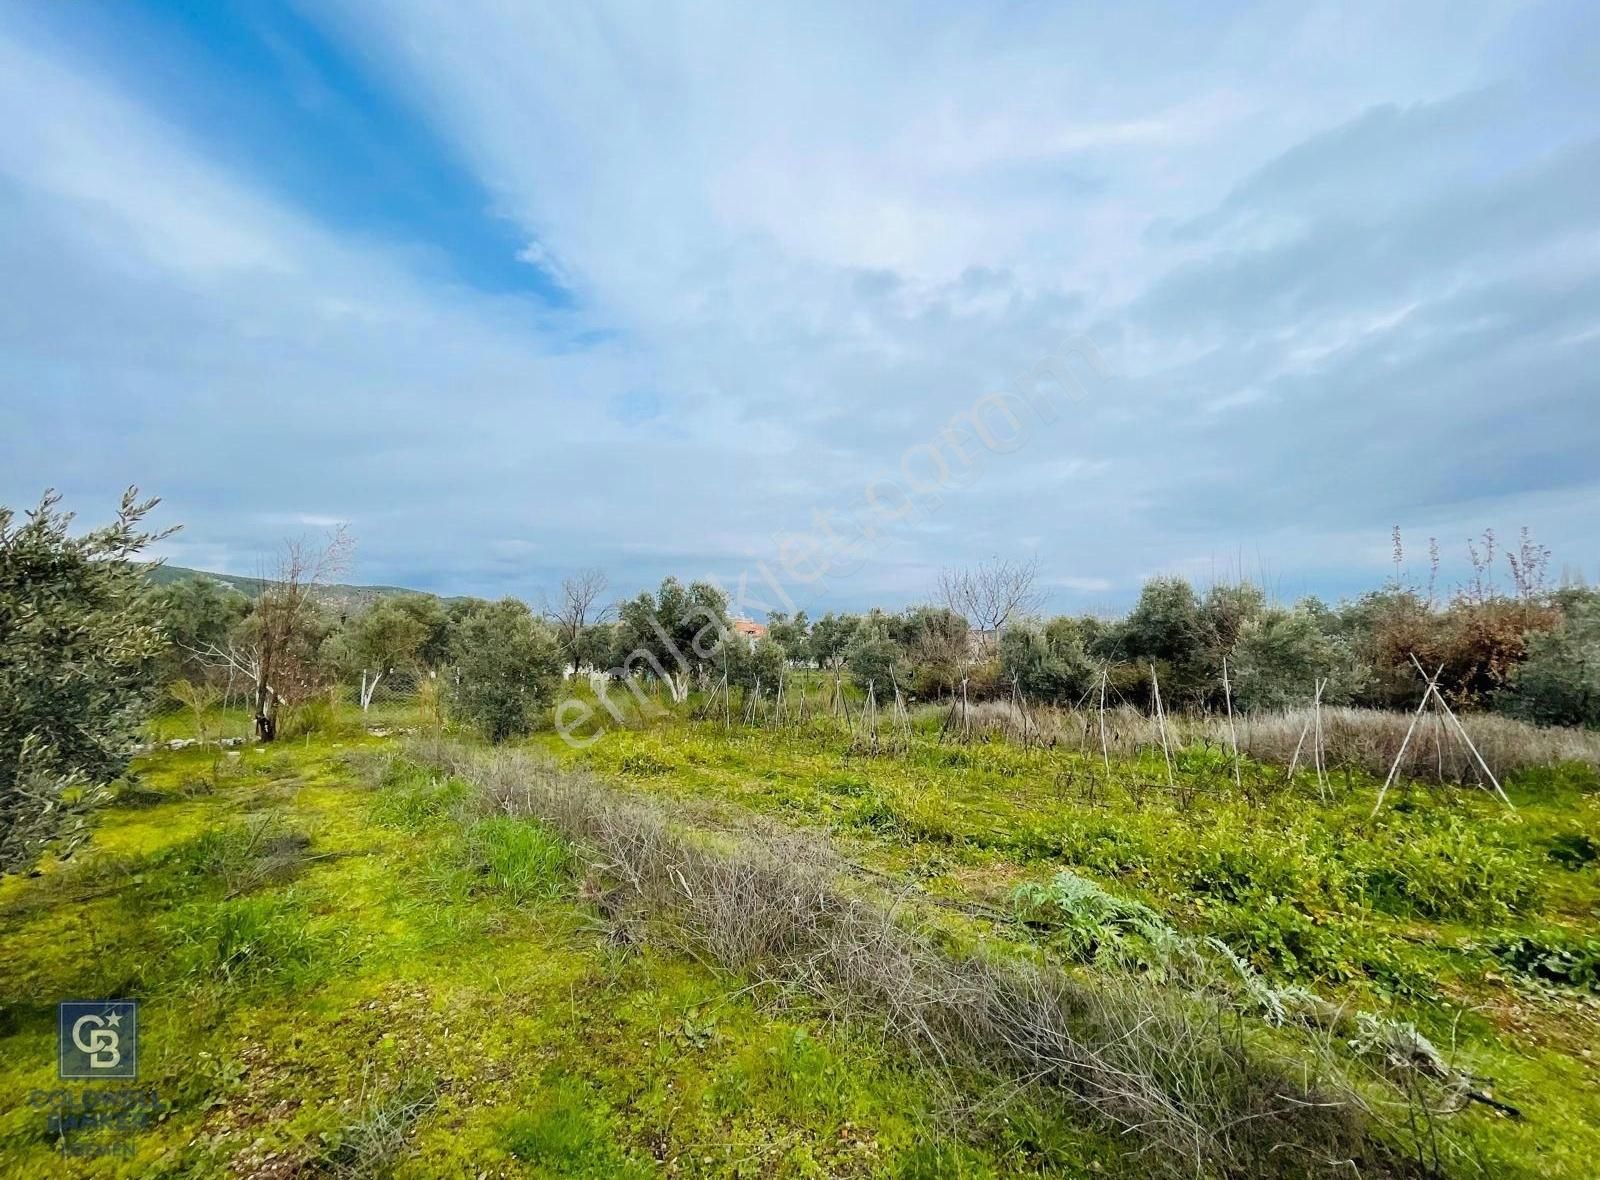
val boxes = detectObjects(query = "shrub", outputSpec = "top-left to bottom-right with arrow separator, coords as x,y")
1010,870 -> 1181,973
1000,619 -> 1095,704
1484,931 -> 1600,991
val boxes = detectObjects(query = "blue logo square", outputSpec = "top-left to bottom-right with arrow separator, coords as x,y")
58,1001 -> 137,1080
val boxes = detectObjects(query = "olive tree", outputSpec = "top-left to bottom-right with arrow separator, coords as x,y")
143,575 -> 249,686
1500,589 -> 1600,727
1,488 -> 173,874
1000,616 -> 1096,703
450,598 -> 563,742
323,594 -> 447,706
612,577 -> 730,682
1230,606 -> 1359,711
808,612 -> 859,671
725,636 -> 787,697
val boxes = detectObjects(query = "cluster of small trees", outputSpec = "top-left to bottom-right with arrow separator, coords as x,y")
994,536 -> 1597,725
148,568 -> 570,743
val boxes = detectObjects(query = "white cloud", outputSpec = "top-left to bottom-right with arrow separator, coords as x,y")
4,0 -> 1598,612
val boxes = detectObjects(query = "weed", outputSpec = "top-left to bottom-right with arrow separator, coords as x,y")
317,1074 -> 439,1178
496,1080 -> 652,1177
368,765 -> 470,830
163,890 -> 337,990
407,743 -> 1444,1177
1483,932 -> 1600,991
158,812 -> 311,898
462,816 -> 569,904
1010,870 -> 1182,973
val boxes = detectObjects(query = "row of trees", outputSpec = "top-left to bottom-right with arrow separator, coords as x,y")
125,531 -> 1600,735
552,548 -> 1596,727
149,566 -> 565,743
990,537 -> 1597,725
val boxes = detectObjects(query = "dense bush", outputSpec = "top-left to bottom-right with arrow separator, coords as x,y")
1230,606 -> 1359,710
1000,617 -> 1096,703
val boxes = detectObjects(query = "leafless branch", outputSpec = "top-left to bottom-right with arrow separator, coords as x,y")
938,556 -> 1042,655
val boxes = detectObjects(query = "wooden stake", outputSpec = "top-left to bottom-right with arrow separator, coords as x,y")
1098,667 -> 1111,773
1150,664 -> 1175,789
1371,664 -> 1443,817
1312,677 -> 1328,800
1287,719 -> 1311,778
1221,658 -> 1242,791
1407,654 -> 1513,810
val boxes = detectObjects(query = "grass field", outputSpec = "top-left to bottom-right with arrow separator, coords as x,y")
1,697 -> 1596,1177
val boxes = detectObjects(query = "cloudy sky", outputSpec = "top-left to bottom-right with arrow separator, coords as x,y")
3,1 -> 1596,614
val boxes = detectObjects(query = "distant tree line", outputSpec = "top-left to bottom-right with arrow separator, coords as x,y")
142,530 -> 1600,735
7,485 -> 1597,877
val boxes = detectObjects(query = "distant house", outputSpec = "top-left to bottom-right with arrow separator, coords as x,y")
731,617 -> 767,650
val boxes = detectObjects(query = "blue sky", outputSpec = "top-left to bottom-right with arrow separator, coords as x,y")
2,1 -> 1597,614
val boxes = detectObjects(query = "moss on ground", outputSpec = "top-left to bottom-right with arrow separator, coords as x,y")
0,733 -> 1119,1177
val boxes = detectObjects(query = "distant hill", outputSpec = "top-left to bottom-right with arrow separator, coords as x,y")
142,563 -> 432,612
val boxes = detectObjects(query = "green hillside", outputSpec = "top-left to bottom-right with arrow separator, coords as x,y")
142,563 -> 430,611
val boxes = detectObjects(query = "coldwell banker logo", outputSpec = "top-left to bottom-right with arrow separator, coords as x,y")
58,1001 -> 137,1079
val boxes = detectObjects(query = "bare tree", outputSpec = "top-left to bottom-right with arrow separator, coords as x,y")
548,568 -> 612,674
938,556 -> 1042,657
193,528 -> 352,741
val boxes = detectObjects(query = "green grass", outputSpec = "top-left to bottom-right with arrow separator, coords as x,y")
2,697 -> 1597,1176
0,730 -> 1117,1177
525,712 -> 1600,1177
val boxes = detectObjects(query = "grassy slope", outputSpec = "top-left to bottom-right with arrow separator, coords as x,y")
532,714 -> 1600,1179
3,700 -> 1597,1176
0,735 -> 1112,1177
